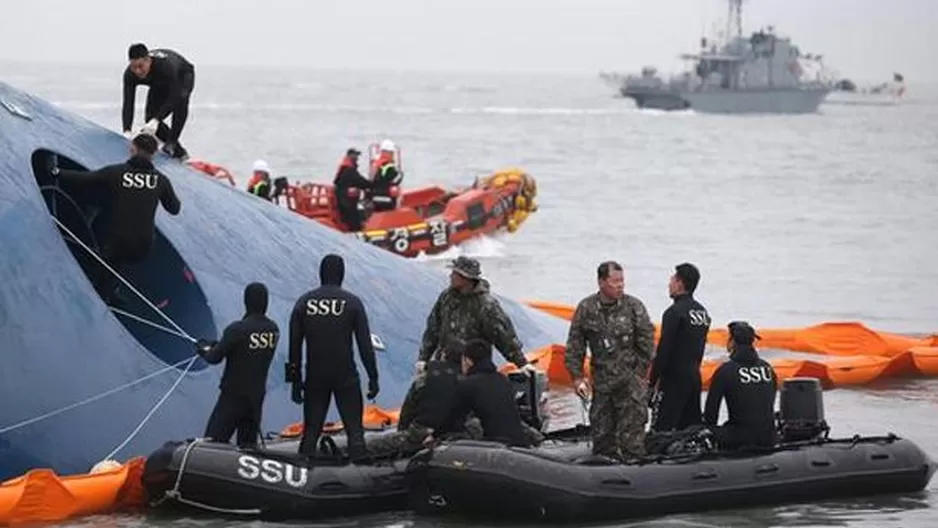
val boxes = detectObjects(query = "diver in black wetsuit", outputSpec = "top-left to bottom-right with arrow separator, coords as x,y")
704,321 -> 778,449
287,254 -> 380,462
197,282 -> 280,447
122,43 -> 195,160
49,134 -> 181,306
649,263 -> 711,432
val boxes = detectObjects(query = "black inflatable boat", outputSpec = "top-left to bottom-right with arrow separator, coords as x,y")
142,431 -> 414,519
406,378 -> 937,523
142,371 -> 549,520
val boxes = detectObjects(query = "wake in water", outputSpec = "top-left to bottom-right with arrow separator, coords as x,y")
413,233 -> 507,263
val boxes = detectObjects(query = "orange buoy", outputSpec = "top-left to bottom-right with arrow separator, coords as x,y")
0,457 -> 145,526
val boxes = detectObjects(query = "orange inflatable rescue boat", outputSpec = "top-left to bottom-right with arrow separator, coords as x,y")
186,145 -> 539,258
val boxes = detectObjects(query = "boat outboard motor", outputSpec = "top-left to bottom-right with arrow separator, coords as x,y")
507,371 -> 549,432
777,377 -> 830,442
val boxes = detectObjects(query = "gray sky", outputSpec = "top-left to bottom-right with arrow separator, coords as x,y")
2,0 -> 935,82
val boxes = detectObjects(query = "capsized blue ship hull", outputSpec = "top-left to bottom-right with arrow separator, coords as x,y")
0,81 -> 568,480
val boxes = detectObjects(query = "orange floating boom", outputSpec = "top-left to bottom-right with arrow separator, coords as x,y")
0,457 -> 145,526
517,343 -> 938,391
524,300 -> 936,357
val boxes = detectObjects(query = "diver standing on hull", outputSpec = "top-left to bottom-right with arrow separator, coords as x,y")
288,254 -> 380,463
649,263 -> 711,432
49,133 -> 181,307
196,282 -> 280,448
704,321 -> 779,449
122,43 -> 195,160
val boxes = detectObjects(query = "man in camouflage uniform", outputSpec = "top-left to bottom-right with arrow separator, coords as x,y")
398,256 -> 535,430
565,260 -> 656,460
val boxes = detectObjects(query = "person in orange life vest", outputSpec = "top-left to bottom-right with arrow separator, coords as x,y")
246,160 -> 272,200
370,139 -> 402,212
334,148 -> 373,231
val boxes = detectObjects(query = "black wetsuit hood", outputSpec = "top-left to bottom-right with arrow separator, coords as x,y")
729,344 -> 760,365
126,155 -> 155,170
244,282 -> 268,315
467,357 -> 498,376
320,254 -> 345,286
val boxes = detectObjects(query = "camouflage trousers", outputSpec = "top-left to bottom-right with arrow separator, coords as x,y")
590,386 -> 648,459
397,373 -> 427,432
367,423 -> 432,457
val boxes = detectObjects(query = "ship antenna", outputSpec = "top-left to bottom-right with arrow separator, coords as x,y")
727,0 -> 743,40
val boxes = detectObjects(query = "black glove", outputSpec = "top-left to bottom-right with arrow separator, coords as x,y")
285,362 -> 300,384
366,379 -> 380,400
291,383 -> 304,405
195,338 -> 215,356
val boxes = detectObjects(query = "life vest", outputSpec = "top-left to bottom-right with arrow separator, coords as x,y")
370,152 -> 394,177
246,173 -> 264,192
249,178 -> 270,196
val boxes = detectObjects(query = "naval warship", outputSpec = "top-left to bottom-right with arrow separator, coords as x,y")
613,0 -> 832,114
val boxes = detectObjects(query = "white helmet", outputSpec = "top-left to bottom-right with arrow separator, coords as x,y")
252,159 -> 270,173
379,139 -> 396,152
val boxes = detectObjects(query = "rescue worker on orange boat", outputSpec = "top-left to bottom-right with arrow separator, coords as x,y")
370,139 -> 402,212
333,148 -> 373,231
246,160 -> 272,201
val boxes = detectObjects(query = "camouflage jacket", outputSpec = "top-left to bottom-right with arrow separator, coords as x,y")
418,279 -> 527,367
565,292 -> 656,395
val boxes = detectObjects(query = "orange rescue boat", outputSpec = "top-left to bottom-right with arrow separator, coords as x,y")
187,147 -> 539,258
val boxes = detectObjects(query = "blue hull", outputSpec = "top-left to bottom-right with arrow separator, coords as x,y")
0,81 -> 568,480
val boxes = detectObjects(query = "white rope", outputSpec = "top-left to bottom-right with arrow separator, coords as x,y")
0,355 -> 197,435
100,355 -> 198,462
50,216 -> 195,341
156,439 -> 263,516
111,307 -> 195,343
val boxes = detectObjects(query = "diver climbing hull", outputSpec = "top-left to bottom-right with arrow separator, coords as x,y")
406,433 -> 937,523
143,434 -> 412,520
0,80 -> 568,480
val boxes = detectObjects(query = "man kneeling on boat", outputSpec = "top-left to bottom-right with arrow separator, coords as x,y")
367,340 -> 463,456
370,338 -> 541,457
424,339 -> 537,447
703,321 -> 779,450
